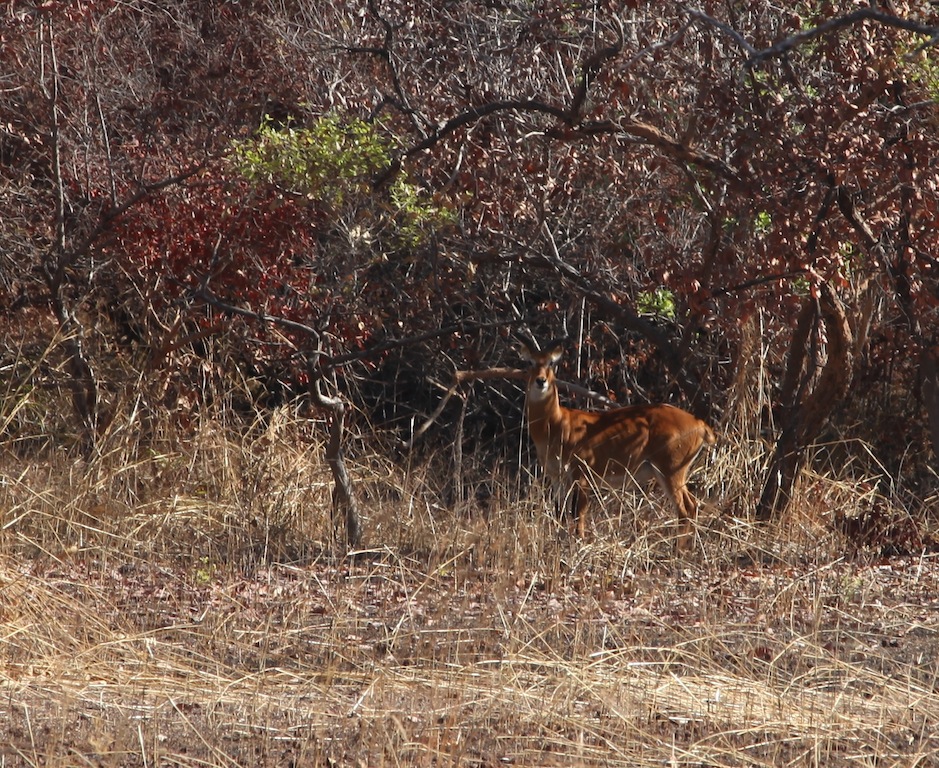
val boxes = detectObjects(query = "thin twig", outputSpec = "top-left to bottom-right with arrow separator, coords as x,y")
193,289 -> 523,369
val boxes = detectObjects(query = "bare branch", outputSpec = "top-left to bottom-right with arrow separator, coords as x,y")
454,367 -> 528,386
343,0 -> 425,135
684,8 -> 757,57
402,99 -> 570,160
711,270 -> 809,297
327,320 -> 525,368
402,382 -> 461,449
402,366 -> 526,448
837,187 -> 879,250
751,8 -> 939,64
561,379 -> 617,408
486,3 -> 939,184
193,289 -> 522,369
687,6 -> 939,65
621,19 -> 695,71
615,119 -> 738,179
307,360 -> 361,549
192,288 -> 325,340
367,15 -> 738,184
397,103 -> 738,181
568,17 -> 624,122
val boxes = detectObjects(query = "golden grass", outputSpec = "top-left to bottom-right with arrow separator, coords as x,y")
0,403 -> 937,767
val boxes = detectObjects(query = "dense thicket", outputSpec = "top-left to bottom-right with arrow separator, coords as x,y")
1,1 -> 937,522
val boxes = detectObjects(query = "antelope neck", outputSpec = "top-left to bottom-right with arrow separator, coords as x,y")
527,382 -> 562,423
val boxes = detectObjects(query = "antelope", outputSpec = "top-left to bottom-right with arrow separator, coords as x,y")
520,338 -> 716,550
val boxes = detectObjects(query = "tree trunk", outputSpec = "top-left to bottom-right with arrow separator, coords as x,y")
310,378 -> 361,550
757,284 -> 854,520
922,346 -> 939,465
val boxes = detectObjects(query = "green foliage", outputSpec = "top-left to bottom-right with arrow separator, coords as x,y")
753,210 -> 772,236
903,44 -> 939,102
230,113 -> 389,204
389,176 -> 454,247
791,273 -> 812,296
229,113 -> 451,246
636,287 -> 677,320
193,557 -> 217,585
838,240 -> 861,278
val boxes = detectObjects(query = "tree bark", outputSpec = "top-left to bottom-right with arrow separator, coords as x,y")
310,379 -> 361,549
922,346 -> 939,465
757,284 -> 854,520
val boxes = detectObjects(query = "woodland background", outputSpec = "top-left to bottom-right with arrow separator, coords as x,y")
3,0 -> 939,520
1,1 -> 939,766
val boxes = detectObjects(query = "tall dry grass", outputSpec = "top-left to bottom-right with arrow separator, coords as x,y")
0,363 -> 937,767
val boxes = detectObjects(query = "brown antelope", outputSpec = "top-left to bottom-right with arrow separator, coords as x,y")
520,339 -> 716,550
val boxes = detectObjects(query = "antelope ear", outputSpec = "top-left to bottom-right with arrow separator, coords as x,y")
518,339 -> 539,362
544,340 -> 566,364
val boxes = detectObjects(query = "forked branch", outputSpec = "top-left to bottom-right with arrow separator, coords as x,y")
307,359 -> 361,549
368,16 -> 737,185
404,367 -> 526,448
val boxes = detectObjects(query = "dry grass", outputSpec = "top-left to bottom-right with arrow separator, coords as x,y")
0,401 -> 938,767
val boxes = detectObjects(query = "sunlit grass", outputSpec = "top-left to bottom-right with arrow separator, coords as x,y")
0,398 -> 937,766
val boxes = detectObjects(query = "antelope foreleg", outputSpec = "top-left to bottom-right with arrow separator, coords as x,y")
572,482 -> 591,538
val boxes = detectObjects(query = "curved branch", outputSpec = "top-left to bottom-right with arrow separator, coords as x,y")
756,284 -> 854,520
354,0 -> 424,135
684,8 -> 756,57
568,17 -> 624,122
687,6 -> 939,65
385,6 -> 939,180
403,367 -> 526,449
398,104 -> 738,180
403,19 -> 626,157
751,8 -> 939,64
366,15 -> 739,184
403,99 -> 571,159
616,119 -> 738,179
307,362 -> 362,549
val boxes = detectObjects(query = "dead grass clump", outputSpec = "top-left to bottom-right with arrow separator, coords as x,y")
0,405 -> 341,568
